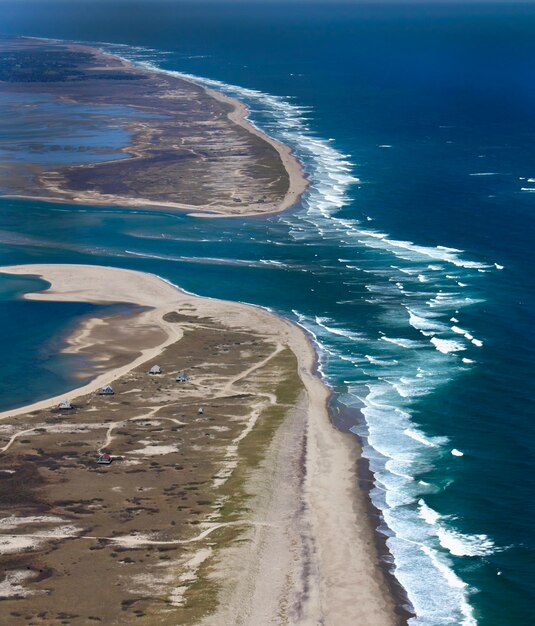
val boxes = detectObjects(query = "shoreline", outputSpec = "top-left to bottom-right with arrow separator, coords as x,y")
2,38 -> 309,219
329,395 -> 415,624
192,85 -> 309,218
0,263 -> 399,624
98,41 -> 310,218
0,277 -> 184,422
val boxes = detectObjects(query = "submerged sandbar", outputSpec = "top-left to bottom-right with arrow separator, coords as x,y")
0,38 -> 307,217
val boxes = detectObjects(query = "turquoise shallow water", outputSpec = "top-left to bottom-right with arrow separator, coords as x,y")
0,3 -> 534,624
0,273 -> 138,410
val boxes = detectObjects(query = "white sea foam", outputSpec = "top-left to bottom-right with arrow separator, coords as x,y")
438,528 -> 498,557
314,316 -> 364,341
258,259 -> 289,268
388,377 -> 433,399
404,428 -> 444,448
451,325 -> 474,341
418,499 -> 442,525
365,355 -> 399,366
419,500 -> 498,557
405,307 -> 449,336
451,325 -> 468,335
125,249 -> 282,269
381,336 -> 423,349
469,172 -> 500,176
427,293 -> 483,310
103,44 -> 495,626
430,337 -> 466,354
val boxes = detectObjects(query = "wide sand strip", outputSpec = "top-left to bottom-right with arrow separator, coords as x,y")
0,264 -> 397,625
0,38 -> 308,218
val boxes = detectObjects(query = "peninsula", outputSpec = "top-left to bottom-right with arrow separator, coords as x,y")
0,264 -> 398,626
0,38 -> 307,217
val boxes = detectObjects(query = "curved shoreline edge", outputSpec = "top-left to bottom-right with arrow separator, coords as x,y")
192,84 -> 309,218
3,38 -> 309,219
0,263 -> 399,625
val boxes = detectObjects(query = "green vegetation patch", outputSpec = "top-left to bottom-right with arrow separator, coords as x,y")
175,347 -> 303,624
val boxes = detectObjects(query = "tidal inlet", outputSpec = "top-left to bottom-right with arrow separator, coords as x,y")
0,4 -> 533,626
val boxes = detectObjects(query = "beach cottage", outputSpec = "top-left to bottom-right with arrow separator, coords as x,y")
97,453 -> 112,465
176,372 -> 189,383
149,365 -> 162,375
58,399 -> 73,410
98,385 -> 115,396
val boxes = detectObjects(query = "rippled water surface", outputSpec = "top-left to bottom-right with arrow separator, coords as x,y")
0,3 -> 534,624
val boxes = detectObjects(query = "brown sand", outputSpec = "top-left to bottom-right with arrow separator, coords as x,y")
189,87 -> 308,218
0,264 -> 398,625
0,38 -> 308,218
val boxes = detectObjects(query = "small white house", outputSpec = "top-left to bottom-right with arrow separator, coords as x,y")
176,372 -> 189,383
149,365 -> 162,375
98,385 -> 114,396
58,399 -> 72,410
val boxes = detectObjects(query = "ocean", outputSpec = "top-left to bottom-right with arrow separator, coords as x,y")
0,2 -> 533,624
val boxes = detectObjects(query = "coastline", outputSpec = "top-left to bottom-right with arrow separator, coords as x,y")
1,38 -> 309,219
0,264 -> 399,625
190,86 -> 308,218
0,4 -> 529,623
330,396 -> 415,624
101,42 -> 310,218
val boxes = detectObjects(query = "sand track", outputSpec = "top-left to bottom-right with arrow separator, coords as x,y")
0,264 -> 399,625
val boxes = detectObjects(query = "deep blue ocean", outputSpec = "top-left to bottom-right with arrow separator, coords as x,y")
0,3 -> 533,624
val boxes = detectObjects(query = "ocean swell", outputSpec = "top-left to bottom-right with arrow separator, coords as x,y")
97,42 -> 504,626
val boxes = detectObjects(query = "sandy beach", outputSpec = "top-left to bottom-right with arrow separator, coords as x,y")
0,38 -> 308,218
0,264 -> 398,625
190,86 -> 308,218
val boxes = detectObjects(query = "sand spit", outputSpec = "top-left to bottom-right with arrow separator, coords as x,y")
0,264 -> 398,625
0,38 -> 308,218
189,86 -> 308,218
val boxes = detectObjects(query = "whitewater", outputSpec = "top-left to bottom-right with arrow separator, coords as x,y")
94,42 -> 505,626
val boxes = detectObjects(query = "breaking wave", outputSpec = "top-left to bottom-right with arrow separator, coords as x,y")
97,42 -> 504,626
